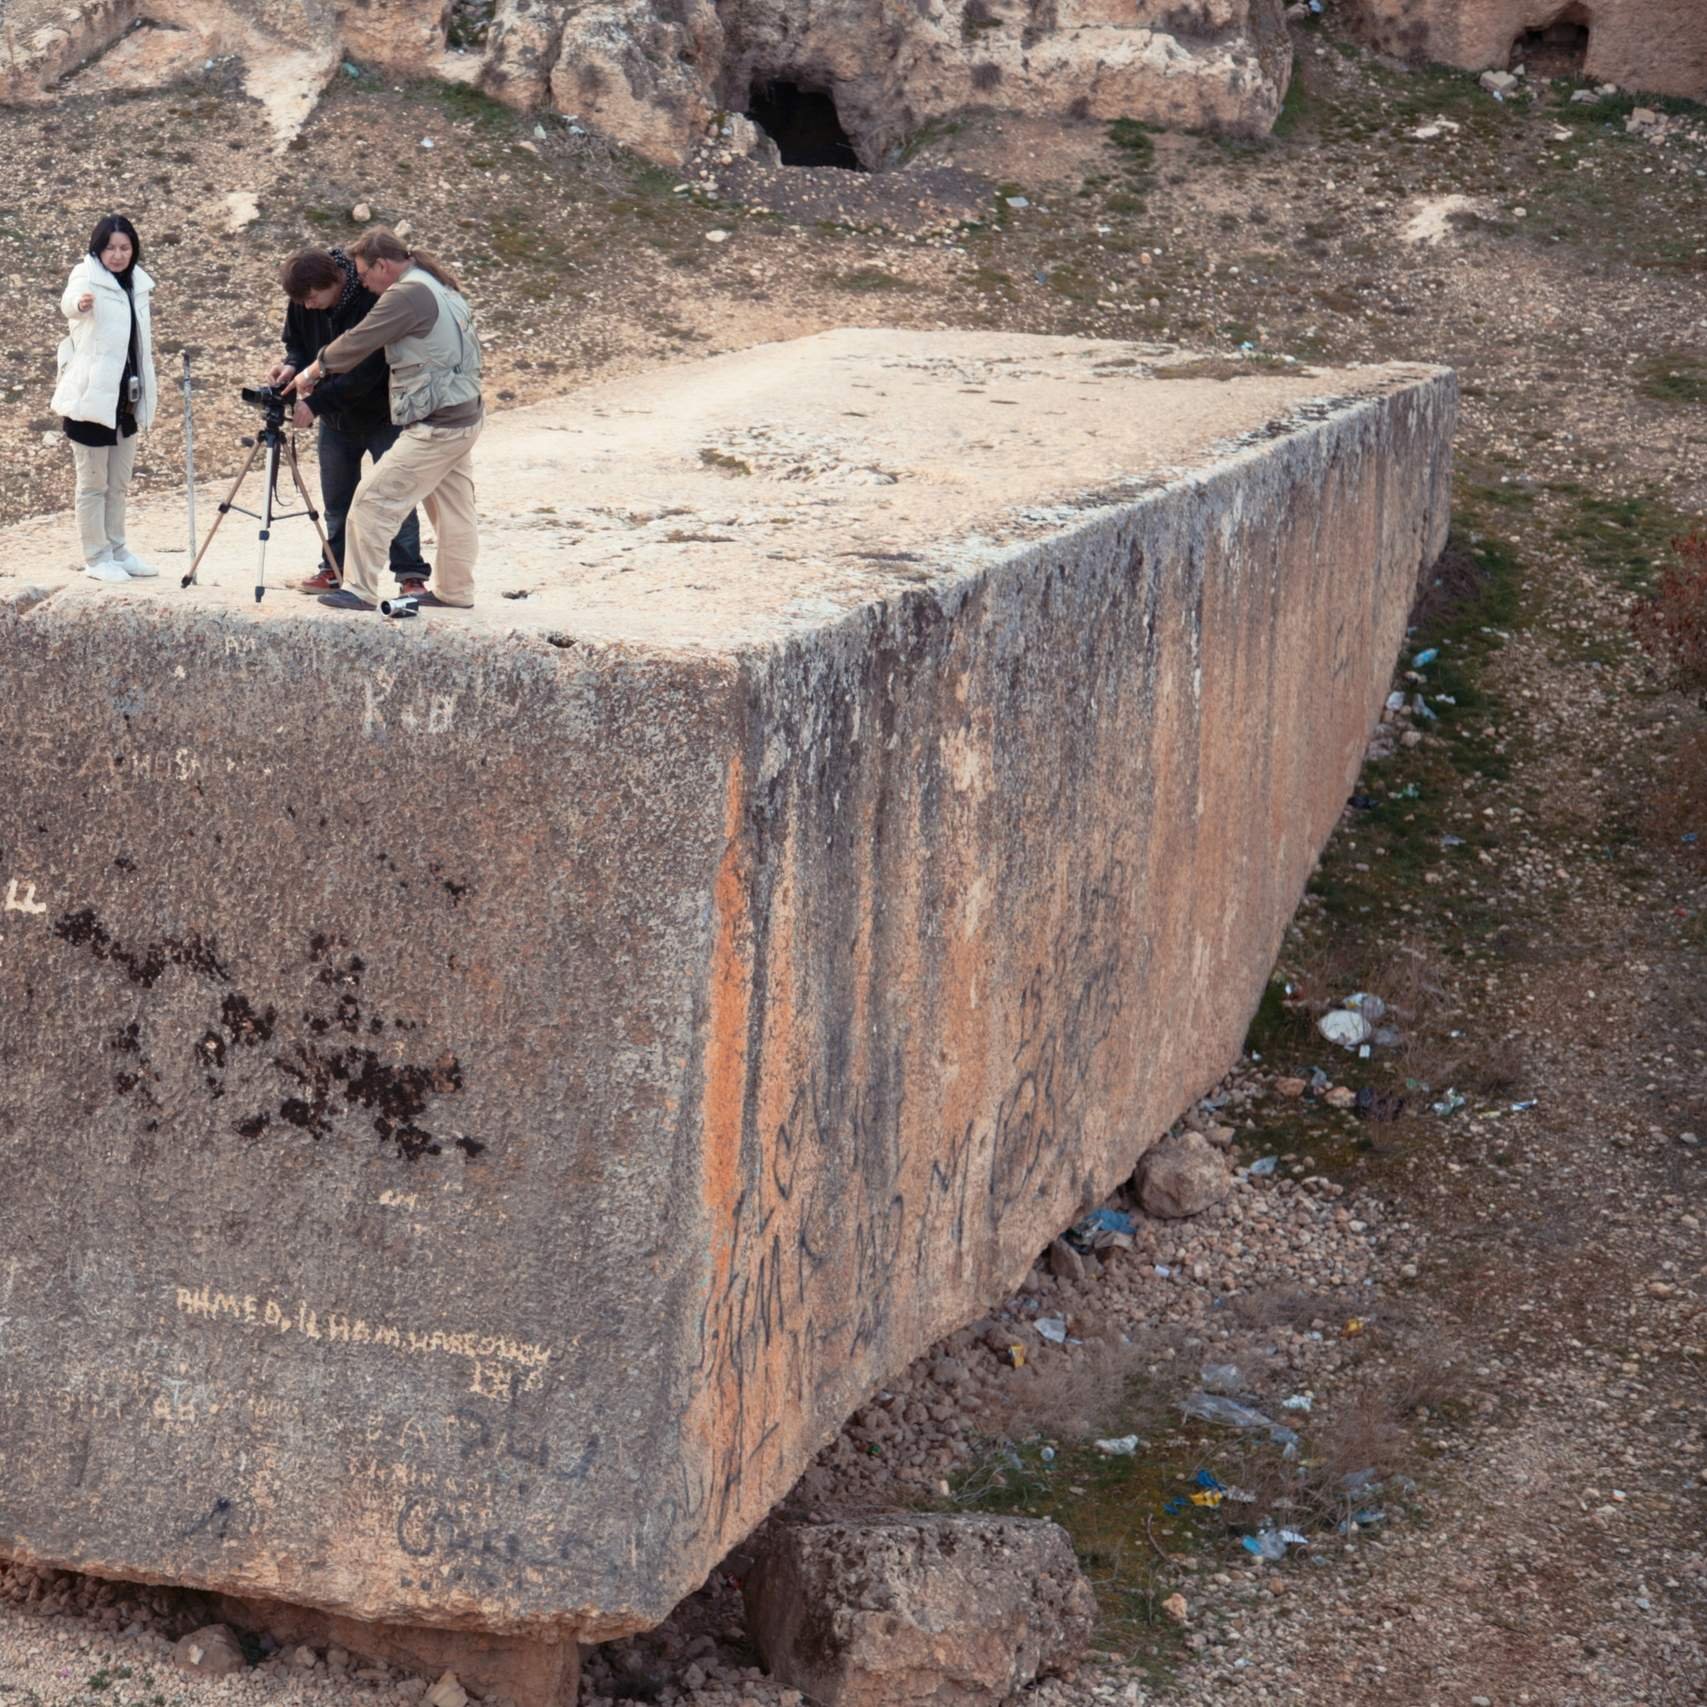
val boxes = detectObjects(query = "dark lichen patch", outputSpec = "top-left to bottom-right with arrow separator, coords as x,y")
270,1029 -> 466,1161
54,908 -> 230,988
220,992 -> 276,1047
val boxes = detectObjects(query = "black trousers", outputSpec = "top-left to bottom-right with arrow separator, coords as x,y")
318,418 -> 428,583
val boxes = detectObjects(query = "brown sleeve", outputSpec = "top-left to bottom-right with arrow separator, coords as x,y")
319,281 -> 439,374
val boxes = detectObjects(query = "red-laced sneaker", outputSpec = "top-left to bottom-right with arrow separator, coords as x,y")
293,566 -> 342,594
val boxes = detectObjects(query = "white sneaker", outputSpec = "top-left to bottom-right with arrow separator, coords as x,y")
111,547 -> 158,578
84,556 -> 129,583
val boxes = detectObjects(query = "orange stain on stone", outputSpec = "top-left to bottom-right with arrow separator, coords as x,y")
702,753 -> 752,1296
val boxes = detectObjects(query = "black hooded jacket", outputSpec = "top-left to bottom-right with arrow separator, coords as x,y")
280,257 -> 392,435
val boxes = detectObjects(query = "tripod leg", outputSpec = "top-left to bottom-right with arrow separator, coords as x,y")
255,437 -> 282,604
286,436 -> 337,576
181,437 -> 264,588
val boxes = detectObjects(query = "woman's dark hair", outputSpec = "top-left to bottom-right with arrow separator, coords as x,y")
279,248 -> 345,301
348,225 -> 462,294
88,214 -> 142,280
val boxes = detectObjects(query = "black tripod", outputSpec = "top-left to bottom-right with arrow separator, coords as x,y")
180,409 -> 334,603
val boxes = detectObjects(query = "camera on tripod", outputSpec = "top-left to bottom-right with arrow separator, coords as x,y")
238,381 -> 290,428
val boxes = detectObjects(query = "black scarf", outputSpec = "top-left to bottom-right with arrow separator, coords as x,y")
328,246 -> 360,315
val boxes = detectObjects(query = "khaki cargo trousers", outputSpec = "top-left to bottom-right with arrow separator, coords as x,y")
341,420 -> 482,606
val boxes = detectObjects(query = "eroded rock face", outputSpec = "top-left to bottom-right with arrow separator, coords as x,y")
1344,0 -> 1707,100
741,1514 -> 1098,1705
2,0 -> 1291,160
0,332 -> 1453,1642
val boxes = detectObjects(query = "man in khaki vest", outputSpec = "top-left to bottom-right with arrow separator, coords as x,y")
290,227 -> 483,613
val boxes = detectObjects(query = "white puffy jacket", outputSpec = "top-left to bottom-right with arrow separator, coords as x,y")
51,257 -> 158,432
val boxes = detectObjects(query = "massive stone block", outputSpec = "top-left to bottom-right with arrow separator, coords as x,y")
0,332 -> 1454,1641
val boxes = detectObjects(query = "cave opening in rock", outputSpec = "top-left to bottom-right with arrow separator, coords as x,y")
1509,7 -> 1591,77
746,79 -> 866,170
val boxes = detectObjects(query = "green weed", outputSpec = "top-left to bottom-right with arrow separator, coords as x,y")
1634,350 -> 1707,406
821,266 -> 914,293
1106,118 -> 1155,170
699,448 -> 753,475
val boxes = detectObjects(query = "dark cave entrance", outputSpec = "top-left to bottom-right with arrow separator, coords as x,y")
745,79 -> 866,170
1509,7 -> 1591,77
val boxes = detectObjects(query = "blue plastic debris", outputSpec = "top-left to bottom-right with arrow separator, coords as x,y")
1087,1207 -> 1135,1234
1248,1155 -> 1278,1177
1067,1208 -> 1136,1252
1338,1507 -> 1386,1532
1180,1393 -> 1301,1457
1194,1468 -> 1226,1492
1411,647 -> 1439,667
1243,1528 -> 1309,1560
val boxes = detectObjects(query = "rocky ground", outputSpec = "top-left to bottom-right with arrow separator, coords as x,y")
2,9 -> 1705,1707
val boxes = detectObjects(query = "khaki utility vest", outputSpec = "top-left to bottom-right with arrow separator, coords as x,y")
387,266 -> 482,427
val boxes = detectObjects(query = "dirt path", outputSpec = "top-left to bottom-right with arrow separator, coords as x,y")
2,15 -> 1704,1707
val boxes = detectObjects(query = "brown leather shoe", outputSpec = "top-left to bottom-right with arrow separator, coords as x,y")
293,565 -> 341,594
399,578 -> 430,599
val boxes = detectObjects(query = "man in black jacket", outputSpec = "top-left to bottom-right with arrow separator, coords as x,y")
269,247 -> 430,596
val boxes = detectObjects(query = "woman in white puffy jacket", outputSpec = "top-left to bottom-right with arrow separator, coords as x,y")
51,214 -> 159,582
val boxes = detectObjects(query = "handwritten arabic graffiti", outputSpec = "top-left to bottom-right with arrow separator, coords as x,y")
688,848 -> 1135,1545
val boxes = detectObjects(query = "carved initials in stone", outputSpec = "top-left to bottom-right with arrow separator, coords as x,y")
3,879 -> 46,915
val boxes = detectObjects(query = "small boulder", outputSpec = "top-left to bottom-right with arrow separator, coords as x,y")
1135,1130 -> 1231,1219
742,1513 -> 1095,1706
424,1673 -> 468,1707
174,1624 -> 247,1677
1047,1237 -> 1085,1282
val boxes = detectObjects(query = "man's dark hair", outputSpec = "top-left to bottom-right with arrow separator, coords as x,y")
88,213 -> 142,279
279,248 -> 344,301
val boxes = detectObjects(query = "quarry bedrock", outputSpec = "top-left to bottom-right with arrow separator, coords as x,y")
0,335 -> 1455,1641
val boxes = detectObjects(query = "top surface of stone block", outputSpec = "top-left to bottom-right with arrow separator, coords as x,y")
1,330 -> 1441,650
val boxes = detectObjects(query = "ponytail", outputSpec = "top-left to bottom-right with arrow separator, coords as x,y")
405,249 -> 463,293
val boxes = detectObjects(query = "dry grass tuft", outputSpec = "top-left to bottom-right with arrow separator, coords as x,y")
982,1335 -> 1155,1444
